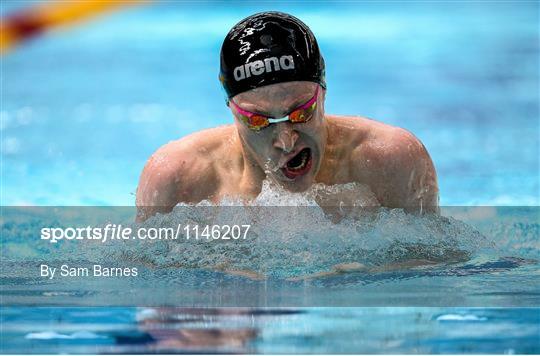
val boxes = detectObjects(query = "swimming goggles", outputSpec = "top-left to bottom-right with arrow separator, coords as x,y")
229,86 -> 319,131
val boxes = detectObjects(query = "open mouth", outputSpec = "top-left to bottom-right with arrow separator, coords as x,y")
281,147 -> 313,179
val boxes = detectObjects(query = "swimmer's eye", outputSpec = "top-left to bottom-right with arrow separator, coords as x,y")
238,113 -> 270,131
249,114 -> 270,128
289,102 -> 317,123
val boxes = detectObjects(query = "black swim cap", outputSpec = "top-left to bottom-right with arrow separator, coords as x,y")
219,11 -> 326,100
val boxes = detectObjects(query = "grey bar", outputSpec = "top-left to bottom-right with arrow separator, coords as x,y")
1,206 -> 538,307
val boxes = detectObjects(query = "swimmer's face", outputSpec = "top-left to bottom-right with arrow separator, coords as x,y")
230,81 -> 326,192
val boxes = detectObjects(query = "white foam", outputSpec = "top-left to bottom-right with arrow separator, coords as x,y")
25,331 -> 106,340
436,314 -> 488,321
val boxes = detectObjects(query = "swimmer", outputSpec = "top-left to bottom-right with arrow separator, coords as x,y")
136,11 -> 438,222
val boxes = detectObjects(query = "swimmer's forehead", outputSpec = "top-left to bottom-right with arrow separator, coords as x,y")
233,81 -> 318,115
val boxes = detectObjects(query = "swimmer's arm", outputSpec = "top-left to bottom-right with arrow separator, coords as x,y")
136,141 -> 208,222
135,148 -> 183,222
384,129 -> 439,213
353,128 -> 439,214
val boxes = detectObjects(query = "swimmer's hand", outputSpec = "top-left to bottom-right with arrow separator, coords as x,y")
286,260 -> 439,281
211,262 -> 366,282
211,259 -> 440,282
212,262 -> 266,281
286,262 -> 367,281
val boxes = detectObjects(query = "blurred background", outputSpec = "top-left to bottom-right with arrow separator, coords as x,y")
1,0 -> 538,206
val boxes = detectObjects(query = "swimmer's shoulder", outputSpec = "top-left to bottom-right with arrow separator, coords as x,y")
327,114 -> 438,210
326,114 -> 427,162
326,114 -> 397,138
136,125 -> 237,221
325,114 -> 389,142
352,116 -> 430,167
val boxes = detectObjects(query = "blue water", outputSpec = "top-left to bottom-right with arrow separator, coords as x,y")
2,1 -> 538,206
1,1 -> 539,354
1,307 -> 539,354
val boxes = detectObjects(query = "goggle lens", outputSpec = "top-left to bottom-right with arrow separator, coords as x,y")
249,114 -> 270,129
237,114 -> 270,131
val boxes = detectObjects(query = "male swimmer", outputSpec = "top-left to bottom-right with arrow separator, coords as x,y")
136,11 -> 438,221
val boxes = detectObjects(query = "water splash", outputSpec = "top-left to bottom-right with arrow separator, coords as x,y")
114,180 -> 487,278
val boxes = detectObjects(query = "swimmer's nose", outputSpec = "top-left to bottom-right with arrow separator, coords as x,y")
272,123 -> 299,153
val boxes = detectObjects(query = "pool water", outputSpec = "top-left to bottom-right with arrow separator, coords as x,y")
1,307 -> 539,354
1,1 -> 538,206
1,1 -> 539,354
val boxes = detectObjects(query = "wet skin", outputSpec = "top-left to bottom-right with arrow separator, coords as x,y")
136,81 -> 439,222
